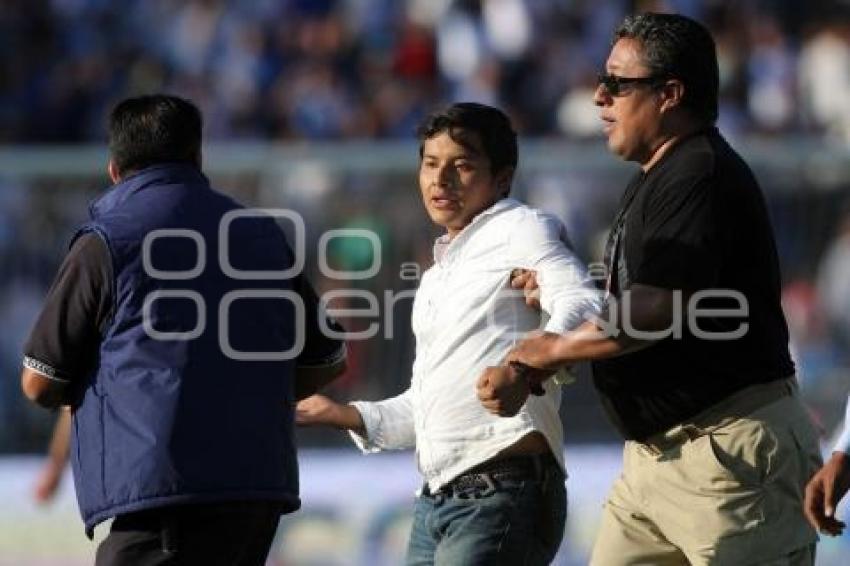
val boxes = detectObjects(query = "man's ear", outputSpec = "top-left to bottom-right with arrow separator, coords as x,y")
107,159 -> 121,184
659,79 -> 685,113
496,167 -> 514,197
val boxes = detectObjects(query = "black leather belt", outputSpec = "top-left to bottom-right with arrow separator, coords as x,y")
427,452 -> 558,496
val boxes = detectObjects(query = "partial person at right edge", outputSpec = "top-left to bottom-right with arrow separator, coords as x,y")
805,396 -> 850,536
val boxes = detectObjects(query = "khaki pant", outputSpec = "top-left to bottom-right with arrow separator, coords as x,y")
590,378 -> 822,566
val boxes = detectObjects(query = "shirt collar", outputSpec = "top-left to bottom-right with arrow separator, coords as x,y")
432,198 -> 520,264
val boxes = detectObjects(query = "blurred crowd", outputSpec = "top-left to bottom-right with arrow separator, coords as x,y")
2,0 -> 850,144
2,0 -> 850,453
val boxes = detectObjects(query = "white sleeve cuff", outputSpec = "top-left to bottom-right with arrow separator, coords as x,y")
347,401 -> 382,454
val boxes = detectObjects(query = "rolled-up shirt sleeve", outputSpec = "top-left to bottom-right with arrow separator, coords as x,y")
348,387 -> 415,453
508,211 -> 603,335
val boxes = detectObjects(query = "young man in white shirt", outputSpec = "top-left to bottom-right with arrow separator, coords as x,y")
296,102 -> 600,565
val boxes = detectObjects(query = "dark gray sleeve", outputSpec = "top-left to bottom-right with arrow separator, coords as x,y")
22,233 -> 113,383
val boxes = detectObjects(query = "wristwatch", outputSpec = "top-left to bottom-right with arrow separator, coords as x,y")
509,361 -> 545,396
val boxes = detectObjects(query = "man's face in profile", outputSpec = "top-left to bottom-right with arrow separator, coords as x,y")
594,38 -> 666,165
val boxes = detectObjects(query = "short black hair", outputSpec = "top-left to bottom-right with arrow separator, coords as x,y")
417,102 -> 518,178
614,13 -> 719,124
108,94 -> 202,175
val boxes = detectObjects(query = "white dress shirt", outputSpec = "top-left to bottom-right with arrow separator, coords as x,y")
349,198 -> 602,492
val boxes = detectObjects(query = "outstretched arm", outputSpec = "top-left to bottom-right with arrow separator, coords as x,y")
296,387 -> 416,452
296,393 -> 366,435
479,283 -> 676,416
509,282 -> 676,369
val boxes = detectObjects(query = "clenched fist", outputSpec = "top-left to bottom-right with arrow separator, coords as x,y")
295,394 -> 365,434
476,365 -> 531,417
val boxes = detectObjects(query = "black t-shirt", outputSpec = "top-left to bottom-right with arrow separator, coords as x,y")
592,128 -> 795,441
23,233 -> 345,388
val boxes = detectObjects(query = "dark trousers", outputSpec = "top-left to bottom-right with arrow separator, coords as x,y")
95,501 -> 283,566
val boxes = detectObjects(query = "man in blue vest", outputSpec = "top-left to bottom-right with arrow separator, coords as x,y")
20,94 -> 346,565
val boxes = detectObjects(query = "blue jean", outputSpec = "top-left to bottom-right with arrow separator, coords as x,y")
405,460 -> 566,566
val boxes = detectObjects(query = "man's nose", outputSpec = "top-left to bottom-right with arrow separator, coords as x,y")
593,83 -> 610,107
435,164 -> 454,187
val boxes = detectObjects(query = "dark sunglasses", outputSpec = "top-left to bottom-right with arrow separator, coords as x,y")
597,73 -> 666,96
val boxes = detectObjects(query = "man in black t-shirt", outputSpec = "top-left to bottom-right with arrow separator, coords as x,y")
477,13 -> 822,565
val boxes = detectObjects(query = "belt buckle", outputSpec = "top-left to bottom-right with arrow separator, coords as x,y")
476,472 -> 496,497
452,471 -> 497,499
